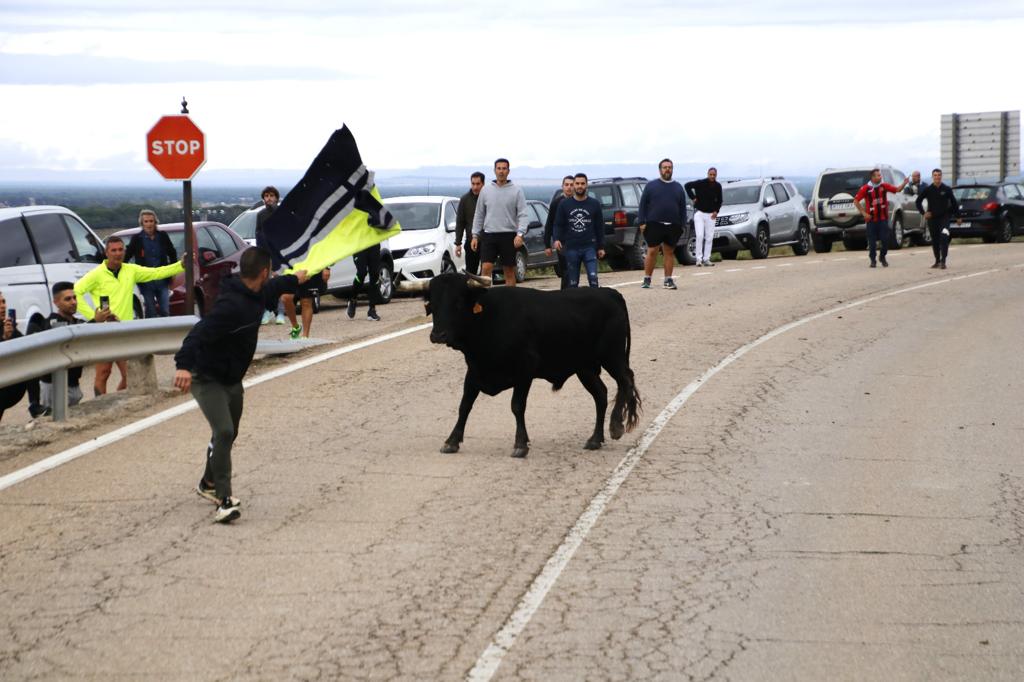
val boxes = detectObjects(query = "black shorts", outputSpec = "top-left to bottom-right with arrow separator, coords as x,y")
296,272 -> 326,299
644,222 -> 683,247
479,232 -> 517,265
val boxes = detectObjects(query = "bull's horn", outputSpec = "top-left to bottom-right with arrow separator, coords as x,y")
398,280 -> 430,292
466,273 -> 492,288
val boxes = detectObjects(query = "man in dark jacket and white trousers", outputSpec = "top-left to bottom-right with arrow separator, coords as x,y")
915,168 -> 961,269
174,247 -> 308,523
685,168 -> 724,267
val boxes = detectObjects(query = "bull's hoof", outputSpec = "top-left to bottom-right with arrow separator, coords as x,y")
584,438 -> 603,450
511,446 -> 529,459
609,421 -> 625,440
440,442 -> 460,454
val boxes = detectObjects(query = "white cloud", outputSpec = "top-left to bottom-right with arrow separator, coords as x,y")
0,2 -> 1021,179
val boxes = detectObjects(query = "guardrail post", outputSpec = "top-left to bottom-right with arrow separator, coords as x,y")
51,369 -> 69,422
127,354 -> 159,396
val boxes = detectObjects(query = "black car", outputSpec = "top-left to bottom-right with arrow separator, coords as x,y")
587,177 -> 696,269
950,182 -> 1024,243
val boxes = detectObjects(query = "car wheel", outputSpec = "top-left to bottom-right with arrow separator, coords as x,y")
842,235 -> 866,251
888,215 -> 904,250
514,249 -> 527,283
997,215 -> 1014,243
750,223 -> 770,259
441,254 -> 457,274
811,233 -> 832,253
675,223 -> 698,265
378,261 -> 394,303
912,225 -> 932,246
626,234 -> 647,270
792,220 -> 811,256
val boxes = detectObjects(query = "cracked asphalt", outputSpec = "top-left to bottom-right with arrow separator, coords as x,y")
2,242 -> 1023,680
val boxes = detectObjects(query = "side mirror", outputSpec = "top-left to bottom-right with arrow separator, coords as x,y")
764,196 -> 776,207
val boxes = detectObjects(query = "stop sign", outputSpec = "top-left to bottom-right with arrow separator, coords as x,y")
146,115 -> 206,181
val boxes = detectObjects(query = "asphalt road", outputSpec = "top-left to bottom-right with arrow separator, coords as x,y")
2,242 -> 1023,681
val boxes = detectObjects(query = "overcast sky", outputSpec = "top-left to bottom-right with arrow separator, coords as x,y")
1,0 -> 1022,181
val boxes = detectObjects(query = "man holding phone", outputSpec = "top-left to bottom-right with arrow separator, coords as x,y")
75,235 -> 185,395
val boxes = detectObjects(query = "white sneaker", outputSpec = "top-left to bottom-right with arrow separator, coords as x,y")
275,313 -> 286,325
260,311 -> 272,325
214,497 -> 241,523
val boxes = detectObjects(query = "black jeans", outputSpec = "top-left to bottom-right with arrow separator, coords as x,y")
866,220 -> 889,263
928,216 -> 951,263
463,240 -> 480,276
192,377 -> 244,500
353,243 -> 382,306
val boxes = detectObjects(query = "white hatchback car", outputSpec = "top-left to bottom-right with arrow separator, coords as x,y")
383,196 -> 464,284
0,205 -> 106,333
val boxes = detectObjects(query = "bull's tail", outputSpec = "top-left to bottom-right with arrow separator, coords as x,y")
624,368 -> 641,433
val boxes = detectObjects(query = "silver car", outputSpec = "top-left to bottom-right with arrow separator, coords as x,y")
687,178 -> 812,260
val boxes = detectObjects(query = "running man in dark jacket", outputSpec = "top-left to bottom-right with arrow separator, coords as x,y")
174,247 -> 307,523
915,168 -> 961,269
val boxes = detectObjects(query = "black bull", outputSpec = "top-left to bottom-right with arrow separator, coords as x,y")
408,272 -> 641,458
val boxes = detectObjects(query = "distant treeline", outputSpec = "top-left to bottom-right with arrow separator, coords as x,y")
73,203 -> 253,231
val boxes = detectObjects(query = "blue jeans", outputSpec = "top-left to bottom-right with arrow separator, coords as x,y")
138,280 -> 171,317
866,220 -> 889,263
564,245 -> 599,288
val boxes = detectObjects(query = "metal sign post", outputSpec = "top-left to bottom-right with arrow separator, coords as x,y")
181,98 -> 195,314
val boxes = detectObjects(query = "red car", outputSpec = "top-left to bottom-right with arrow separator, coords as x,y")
112,221 -> 247,316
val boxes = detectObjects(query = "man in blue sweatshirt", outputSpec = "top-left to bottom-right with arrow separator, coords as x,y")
638,158 -> 688,289
554,173 -> 605,288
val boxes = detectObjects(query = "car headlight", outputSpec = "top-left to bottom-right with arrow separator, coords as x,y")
405,243 -> 436,257
726,213 -> 749,225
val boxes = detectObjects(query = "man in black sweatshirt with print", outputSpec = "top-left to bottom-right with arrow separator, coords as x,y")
174,247 -> 308,523
915,168 -> 961,269
554,173 -> 606,288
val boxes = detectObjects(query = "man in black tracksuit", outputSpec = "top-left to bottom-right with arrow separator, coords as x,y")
915,168 -> 961,269
455,173 -> 485,276
544,175 -> 574,289
174,247 -> 307,523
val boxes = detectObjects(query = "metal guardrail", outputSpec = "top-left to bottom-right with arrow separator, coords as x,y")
0,316 -> 327,421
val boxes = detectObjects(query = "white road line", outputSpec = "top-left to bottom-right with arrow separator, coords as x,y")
466,267 -> 1000,682
1013,263 -> 1024,269
751,265 -> 767,270
725,268 -> 742,272
805,259 -> 823,264
776,263 -> 793,268
692,272 -> 713,277
835,257 -> 849,261
0,323 -> 433,493
967,244 -> 985,248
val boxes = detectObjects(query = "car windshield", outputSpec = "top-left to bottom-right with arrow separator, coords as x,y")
722,186 -> 761,205
385,203 -> 441,230
819,171 -> 872,198
228,210 -> 259,239
953,186 -> 993,201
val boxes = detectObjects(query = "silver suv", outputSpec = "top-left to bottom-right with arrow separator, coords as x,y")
686,177 -> 812,260
810,164 -> 926,252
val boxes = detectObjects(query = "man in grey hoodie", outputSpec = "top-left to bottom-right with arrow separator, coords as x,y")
470,158 -> 529,286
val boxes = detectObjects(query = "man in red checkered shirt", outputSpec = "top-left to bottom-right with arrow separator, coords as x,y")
854,168 -> 910,267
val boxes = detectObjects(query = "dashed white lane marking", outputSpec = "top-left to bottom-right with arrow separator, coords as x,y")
776,263 -> 793,268
751,265 -> 767,270
725,268 -> 742,272
967,244 -> 985,248
0,324 -> 434,493
692,272 -> 713,277
466,267 -> 1002,682
835,257 -> 849,261
1013,263 -> 1024,269
805,259 -> 823,263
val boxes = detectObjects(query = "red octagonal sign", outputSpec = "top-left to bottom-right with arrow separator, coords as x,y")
146,115 -> 206,181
